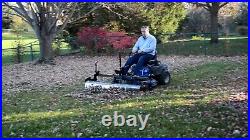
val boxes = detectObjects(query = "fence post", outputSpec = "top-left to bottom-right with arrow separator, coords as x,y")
203,33 -> 207,56
30,44 -> 34,61
16,45 -> 21,63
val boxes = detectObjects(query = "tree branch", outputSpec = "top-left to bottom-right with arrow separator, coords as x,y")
2,10 -> 30,24
28,2 -> 40,27
47,3 -> 63,33
3,2 -> 32,24
101,3 -> 128,19
219,2 -> 228,8
69,4 -> 102,24
57,3 -> 78,35
206,3 -> 212,9
16,2 -> 33,22
192,2 -> 210,11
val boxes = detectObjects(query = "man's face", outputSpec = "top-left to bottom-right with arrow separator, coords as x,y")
141,28 -> 149,38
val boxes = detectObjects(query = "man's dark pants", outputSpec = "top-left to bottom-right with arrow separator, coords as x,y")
122,53 -> 154,75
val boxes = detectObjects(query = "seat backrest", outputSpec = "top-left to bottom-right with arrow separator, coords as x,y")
152,53 -> 157,61
147,53 -> 159,66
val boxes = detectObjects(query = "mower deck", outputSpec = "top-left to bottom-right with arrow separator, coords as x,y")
85,81 -> 141,91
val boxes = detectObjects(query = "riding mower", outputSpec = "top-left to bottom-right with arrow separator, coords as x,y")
85,52 -> 171,91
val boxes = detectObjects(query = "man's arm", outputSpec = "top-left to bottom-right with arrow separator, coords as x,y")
132,38 -> 140,53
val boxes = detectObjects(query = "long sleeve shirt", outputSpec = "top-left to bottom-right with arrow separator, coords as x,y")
132,34 -> 157,55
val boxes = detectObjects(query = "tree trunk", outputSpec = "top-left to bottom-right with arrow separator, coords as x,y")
210,4 -> 219,44
35,28 -> 56,64
32,16 -> 57,64
39,35 -> 54,61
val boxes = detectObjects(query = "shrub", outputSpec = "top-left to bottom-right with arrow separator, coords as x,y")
77,27 -> 108,49
236,26 -> 248,36
65,36 -> 79,50
77,27 -> 137,54
192,35 -> 205,40
106,32 -> 137,49
178,8 -> 210,33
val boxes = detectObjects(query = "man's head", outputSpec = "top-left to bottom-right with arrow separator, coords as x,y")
141,26 -> 150,38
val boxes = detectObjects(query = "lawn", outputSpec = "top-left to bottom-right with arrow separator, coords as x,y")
2,32 -> 37,40
2,32 -> 71,64
2,58 -> 247,137
158,37 -> 248,56
2,39 -> 39,49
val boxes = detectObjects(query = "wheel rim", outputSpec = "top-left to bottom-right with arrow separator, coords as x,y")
164,75 -> 170,84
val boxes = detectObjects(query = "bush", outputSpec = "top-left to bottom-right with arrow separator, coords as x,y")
192,35 -> 205,40
106,32 -> 137,49
142,3 -> 186,42
77,27 -> 108,49
178,8 -> 210,33
236,26 -> 248,36
65,36 -> 79,50
234,3 -> 248,26
77,27 -> 137,55
11,15 -> 30,33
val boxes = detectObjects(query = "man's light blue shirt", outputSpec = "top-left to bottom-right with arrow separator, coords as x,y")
132,34 -> 157,55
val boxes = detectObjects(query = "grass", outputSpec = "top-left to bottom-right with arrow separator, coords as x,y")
171,61 -> 238,88
2,32 -> 37,40
2,60 -> 247,137
2,32 -> 71,65
2,39 -> 39,49
158,37 -> 248,56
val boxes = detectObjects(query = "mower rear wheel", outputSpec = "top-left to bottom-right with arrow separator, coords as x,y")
156,71 -> 171,85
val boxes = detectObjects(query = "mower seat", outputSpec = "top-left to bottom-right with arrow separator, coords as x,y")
147,54 -> 158,65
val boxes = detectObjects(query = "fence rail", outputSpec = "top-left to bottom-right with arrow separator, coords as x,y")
2,32 -> 248,65
2,41 -> 40,64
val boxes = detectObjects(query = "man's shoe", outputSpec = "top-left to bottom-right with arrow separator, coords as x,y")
115,70 -> 121,74
127,71 -> 133,76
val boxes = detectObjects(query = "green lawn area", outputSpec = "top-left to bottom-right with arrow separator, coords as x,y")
2,32 -> 37,40
2,39 -> 39,49
158,37 -> 248,56
2,59 -> 247,137
2,32 -> 71,64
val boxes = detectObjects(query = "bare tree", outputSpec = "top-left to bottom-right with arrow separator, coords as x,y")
3,2 -> 102,63
193,2 -> 228,44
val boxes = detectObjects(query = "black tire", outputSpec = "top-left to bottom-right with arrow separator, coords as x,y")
155,71 -> 171,85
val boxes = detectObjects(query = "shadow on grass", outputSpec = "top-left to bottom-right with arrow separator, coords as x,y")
2,59 -> 247,137
2,89 -> 247,138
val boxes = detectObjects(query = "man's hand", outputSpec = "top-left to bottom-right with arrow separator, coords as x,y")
138,50 -> 143,53
132,48 -> 138,54
131,52 -> 136,56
